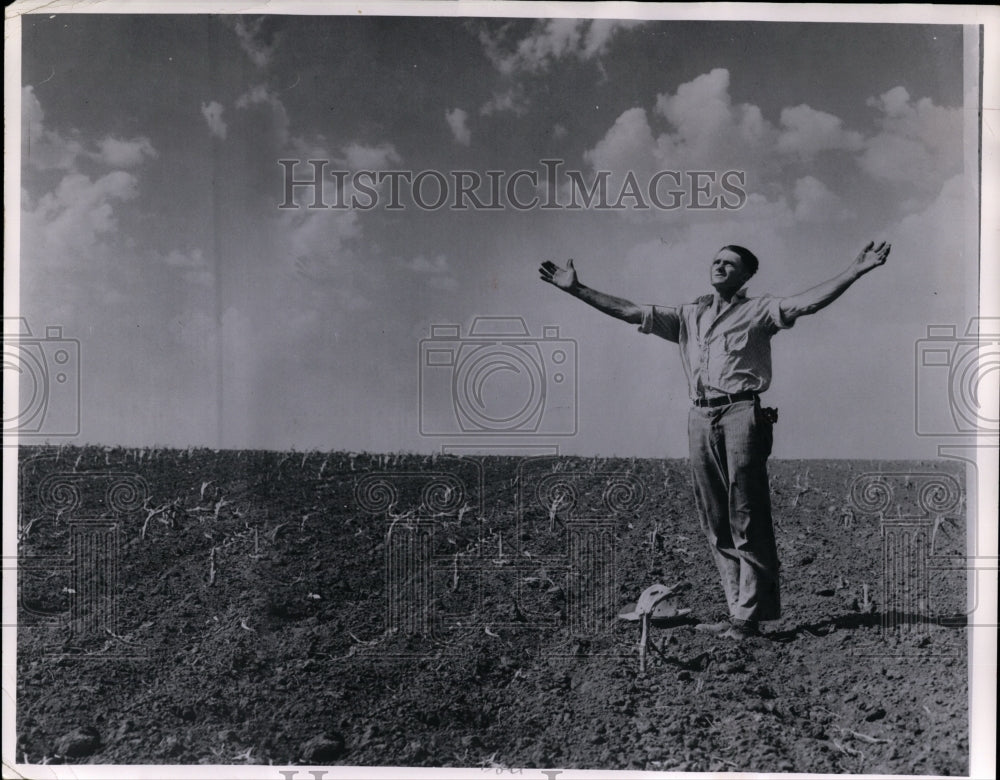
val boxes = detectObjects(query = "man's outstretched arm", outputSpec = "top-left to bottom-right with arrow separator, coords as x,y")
539,259 -> 643,324
779,241 -> 891,323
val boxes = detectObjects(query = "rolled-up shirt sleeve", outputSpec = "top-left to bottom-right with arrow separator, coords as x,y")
762,295 -> 795,332
637,304 -> 681,342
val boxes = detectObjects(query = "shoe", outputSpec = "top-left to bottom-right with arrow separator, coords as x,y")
721,620 -> 761,641
694,619 -> 731,634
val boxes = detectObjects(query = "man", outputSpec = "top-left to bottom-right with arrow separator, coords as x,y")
539,241 -> 891,640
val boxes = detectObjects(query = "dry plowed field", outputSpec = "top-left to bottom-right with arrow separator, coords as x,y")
16,447 -> 968,774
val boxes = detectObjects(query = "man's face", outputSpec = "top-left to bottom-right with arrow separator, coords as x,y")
710,249 -> 751,295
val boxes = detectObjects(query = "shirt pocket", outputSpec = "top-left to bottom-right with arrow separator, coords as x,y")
724,331 -> 749,353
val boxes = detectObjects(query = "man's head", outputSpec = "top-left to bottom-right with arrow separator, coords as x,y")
710,245 -> 758,297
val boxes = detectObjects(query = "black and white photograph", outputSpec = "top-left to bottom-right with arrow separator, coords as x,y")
4,3 -> 998,778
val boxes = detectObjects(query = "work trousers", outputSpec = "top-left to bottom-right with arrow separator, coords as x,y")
688,399 -> 781,622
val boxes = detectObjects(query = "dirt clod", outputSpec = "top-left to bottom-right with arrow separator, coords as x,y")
301,733 -> 346,763
56,727 -> 100,758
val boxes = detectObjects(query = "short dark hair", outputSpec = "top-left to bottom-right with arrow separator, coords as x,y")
721,245 -> 759,277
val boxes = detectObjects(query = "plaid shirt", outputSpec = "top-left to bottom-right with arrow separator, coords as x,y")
638,290 -> 794,401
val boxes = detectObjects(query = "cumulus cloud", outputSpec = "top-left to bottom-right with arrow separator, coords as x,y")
860,86 -> 962,189
584,107 -> 658,174
285,207 -> 362,270
793,176 -> 854,223
581,69 -> 779,218
445,108 -> 471,146
232,16 -> 279,69
22,85 -> 85,170
23,170 -> 139,261
256,129 -> 401,310
92,136 -> 158,168
403,254 -> 458,290
580,67 -> 962,237
777,104 -> 864,159
340,142 -> 401,171
281,165 -> 368,307
19,85 -> 160,321
479,87 -> 529,116
163,248 -> 214,287
480,19 -> 642,74
23,86 -> 159,172
236,84 -> 290,146
200,100 -> 228,139
289,140 -> 402,206
878,173 -> 966,314
652,69 -> 775,170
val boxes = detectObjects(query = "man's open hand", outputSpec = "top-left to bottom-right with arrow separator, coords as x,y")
539,258 -> 579,292
853,241 -> 891,275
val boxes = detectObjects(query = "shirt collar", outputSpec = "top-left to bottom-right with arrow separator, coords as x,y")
712,287 -> 748,310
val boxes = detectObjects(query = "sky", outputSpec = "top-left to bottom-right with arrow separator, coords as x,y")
13,13 -> 980,457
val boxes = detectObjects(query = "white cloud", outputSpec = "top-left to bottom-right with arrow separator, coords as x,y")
285,207 -> 361,268
860,87 -> 962,189
445,108 -> 471,146
403,254 -> 458,290
23,170 -> 139,262
405,254 -> 449,274
479,88 -> 529,116
584,107 -> 657,174
878,174 -> 966,315
579,66 -> 963,239
480,19 -> 642,75
93,136 -> 158,168
582,19 -> 636,57
163,248 -> 213,287
232,17 -> 277,69
21,82 -> 161,283
862,134 -> 934,185
777,104 -> 864,159
655,69 -> 734,144
580,69 -> 781,224
258,131 -> 400,311
793,175 -> 854,223
236,84 -> 290,146
650,68 -> 777,176
281,189 -> 369,310
891,173 -> 964,260
22,85 -> 84,170
200,101 -> 228,139
22,85 -> 43,142
23,86 -> 158,171
341,142 -> 401,171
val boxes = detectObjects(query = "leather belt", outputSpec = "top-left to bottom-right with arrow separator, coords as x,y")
693,391 -> 759,408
